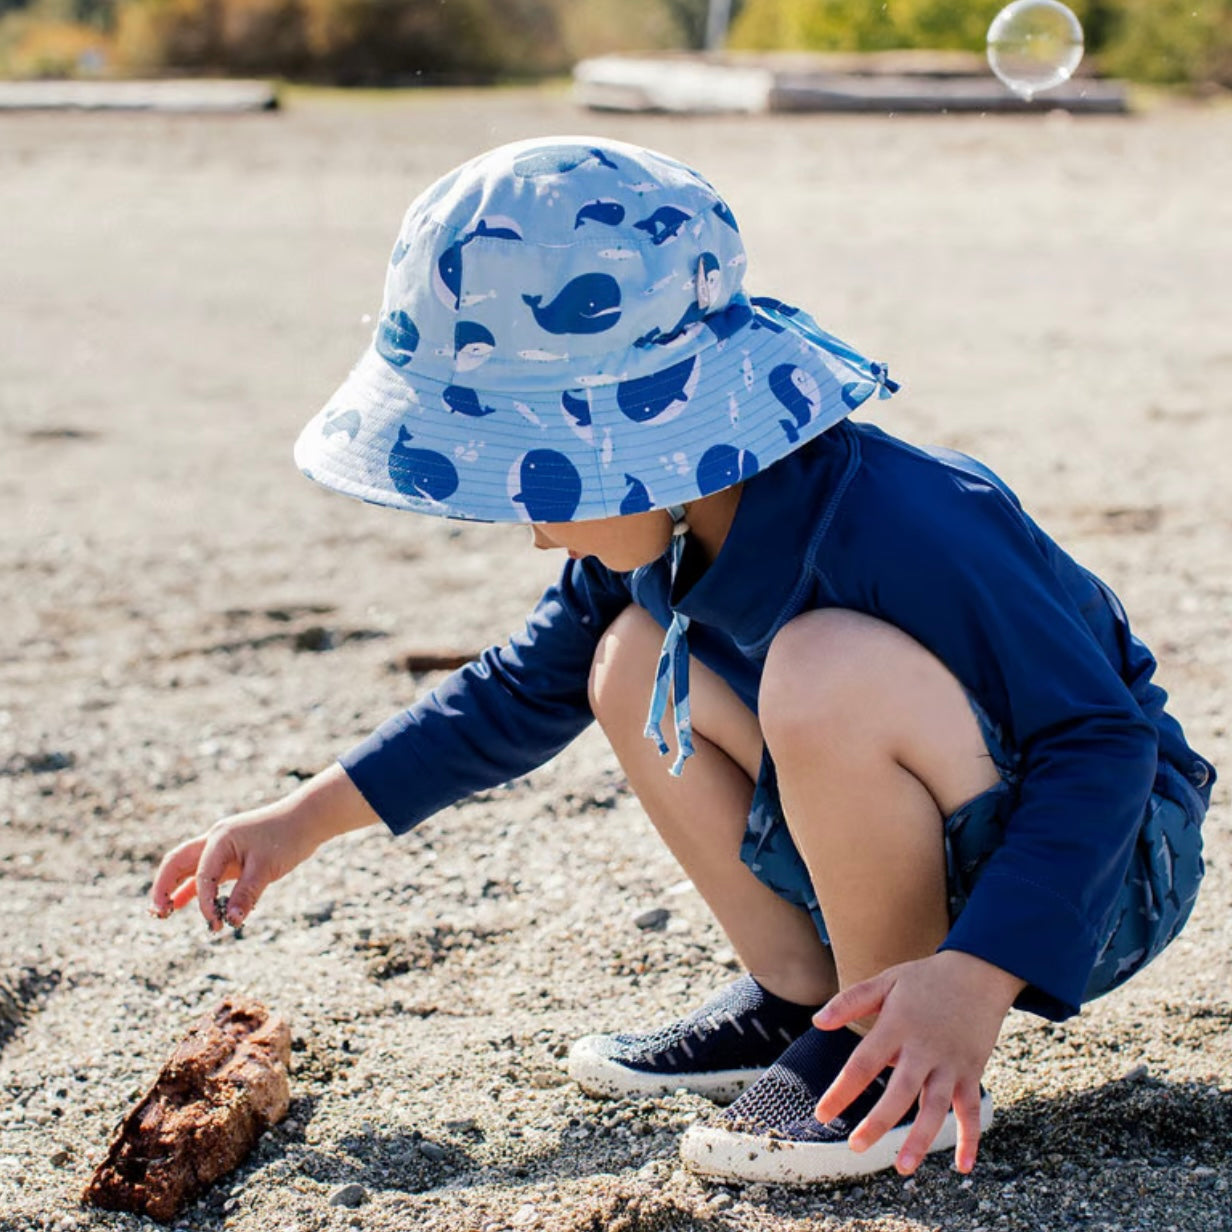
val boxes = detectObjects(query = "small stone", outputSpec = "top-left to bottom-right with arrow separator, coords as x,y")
510,1204 -> 538,1226
713,948 -> 738,968
848,1187 -> 865,1200
1123,1064 -> 1150,1083
745,1183 -> 769,1201
529,1070 -> 566,1089
303,901 -> 336,926
1191,1166 -> 1216,1178
633,907 -> 670,931
444,1117 -> 478,1133
50,1149 -> 71,1167
708,1192 -> 734,1210
417,1141 -> 446,1162
328,1183 -> 367,1209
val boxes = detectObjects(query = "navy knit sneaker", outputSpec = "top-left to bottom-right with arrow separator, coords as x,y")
567,975 -> 817,1103
680,1026 -> 994,1182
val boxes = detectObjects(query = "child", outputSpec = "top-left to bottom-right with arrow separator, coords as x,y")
150,136 -> 1214,1185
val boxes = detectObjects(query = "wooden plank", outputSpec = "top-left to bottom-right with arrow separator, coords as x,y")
574,53 -> 1127,116
0,79 -> 278,113
770,74 -> 1128,114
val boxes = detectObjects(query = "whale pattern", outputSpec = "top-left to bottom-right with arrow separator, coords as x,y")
561,389 -> 592,429
375,310 -> 420,367
434,218 -> 524,311
704,301 -> 753,343
616,356 -> 699,423
322,408 -> 362,441
388,426 -> 459,503
454,321 -> 496,371
633,206 -> 692,246
513,146 -> 619,179
697,444 -> 758,496
713,200 -> 740,232
574,199 -> 626,230
620,474 -> 653,515
443,385 -> 498,418
512,449 -> 582,521
770,364 -> 823,444
523,273 -> 622,335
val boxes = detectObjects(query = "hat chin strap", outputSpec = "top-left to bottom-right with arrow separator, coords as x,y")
643,504 -> 694,777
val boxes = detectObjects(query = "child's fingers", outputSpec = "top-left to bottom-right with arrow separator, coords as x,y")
223,867 -> 268,928
812,971 -> 890,1031
891,1074 -> 955,1174
847,1059 -> 928,1154
951,1079 -> 985,1173
170,878 -> 199,912
194,830 -> 240,931
814,1032 -> 892,1124
150,838 -> 207,917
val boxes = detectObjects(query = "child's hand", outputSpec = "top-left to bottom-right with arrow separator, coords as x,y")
148,763 -> 380,931
812,950 -> 1026,1176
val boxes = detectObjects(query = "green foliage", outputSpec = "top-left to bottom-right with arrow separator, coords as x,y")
1099,0 -> 1232,85
3,0 -> 1228,84
109,0 -> 569,81
731,0 -> 1106,53
730,0 -> 1232,84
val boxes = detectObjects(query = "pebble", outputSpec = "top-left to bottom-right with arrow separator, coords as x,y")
633,907 -> 670,931
1123,1063 -> 1150,1083
529,1069 -> 567,1089
418,1141 -> 446,1161
328,1183 -> 367,1208
49,1149 -> 71,1167
510,1204 -> 538,1226
303,900 -> 336,926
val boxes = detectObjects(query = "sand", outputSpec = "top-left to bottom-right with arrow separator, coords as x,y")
1,86 -> 1229,1231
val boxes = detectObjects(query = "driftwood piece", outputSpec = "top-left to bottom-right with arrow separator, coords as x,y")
396,648 -> 479,672
83,997 -> 291,1223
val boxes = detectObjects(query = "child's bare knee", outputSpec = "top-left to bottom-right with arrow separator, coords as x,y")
588,604 -> 659,724
760,610 -> 887,748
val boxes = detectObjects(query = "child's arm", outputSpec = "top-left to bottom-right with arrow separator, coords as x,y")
149,763 -> 381,931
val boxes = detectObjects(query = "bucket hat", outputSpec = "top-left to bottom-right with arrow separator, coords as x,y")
295,135 -> 898,523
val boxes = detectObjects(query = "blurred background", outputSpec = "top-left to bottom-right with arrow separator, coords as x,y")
0,0 -> 1229,88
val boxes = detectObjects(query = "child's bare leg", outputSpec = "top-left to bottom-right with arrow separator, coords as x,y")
590,605 -> 837,1007
759,609 -> 1002,1009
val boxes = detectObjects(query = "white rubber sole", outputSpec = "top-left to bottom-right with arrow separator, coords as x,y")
567,1035 -> 763,1104
680,1090 -> 995,1183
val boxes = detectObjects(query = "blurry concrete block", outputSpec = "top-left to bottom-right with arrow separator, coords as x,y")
574,51 -> 1128,115
0,80 -> 278,113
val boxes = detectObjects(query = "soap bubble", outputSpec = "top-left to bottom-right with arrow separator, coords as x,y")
987,0 -> 1085,102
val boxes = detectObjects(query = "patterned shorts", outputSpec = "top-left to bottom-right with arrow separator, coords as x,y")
738,698 -> 1207,1008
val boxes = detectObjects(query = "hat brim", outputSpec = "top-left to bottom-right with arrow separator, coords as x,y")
294,300 -> 893,523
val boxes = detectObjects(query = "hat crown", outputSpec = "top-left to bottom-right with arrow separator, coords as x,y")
376,137 -> 749,392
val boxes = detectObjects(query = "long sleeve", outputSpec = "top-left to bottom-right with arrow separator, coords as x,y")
826,455 -> 1159,1019
340,557 -> 633,835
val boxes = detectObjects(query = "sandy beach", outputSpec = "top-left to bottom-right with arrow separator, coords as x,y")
1,86 -> 1230,1231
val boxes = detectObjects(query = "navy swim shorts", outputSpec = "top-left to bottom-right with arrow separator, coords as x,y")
738,696 -> 1207,1009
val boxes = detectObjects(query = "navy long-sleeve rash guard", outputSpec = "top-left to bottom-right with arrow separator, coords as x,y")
341,421 -> 1214,1020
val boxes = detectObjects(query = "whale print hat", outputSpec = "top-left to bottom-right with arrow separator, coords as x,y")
295,135 -> 898,525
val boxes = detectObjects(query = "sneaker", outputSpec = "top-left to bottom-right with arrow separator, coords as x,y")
567,975 -> 817,1103
680,1026 -> 994,1183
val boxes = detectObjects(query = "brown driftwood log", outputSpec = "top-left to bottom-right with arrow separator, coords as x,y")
83,997 -> 291,1223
